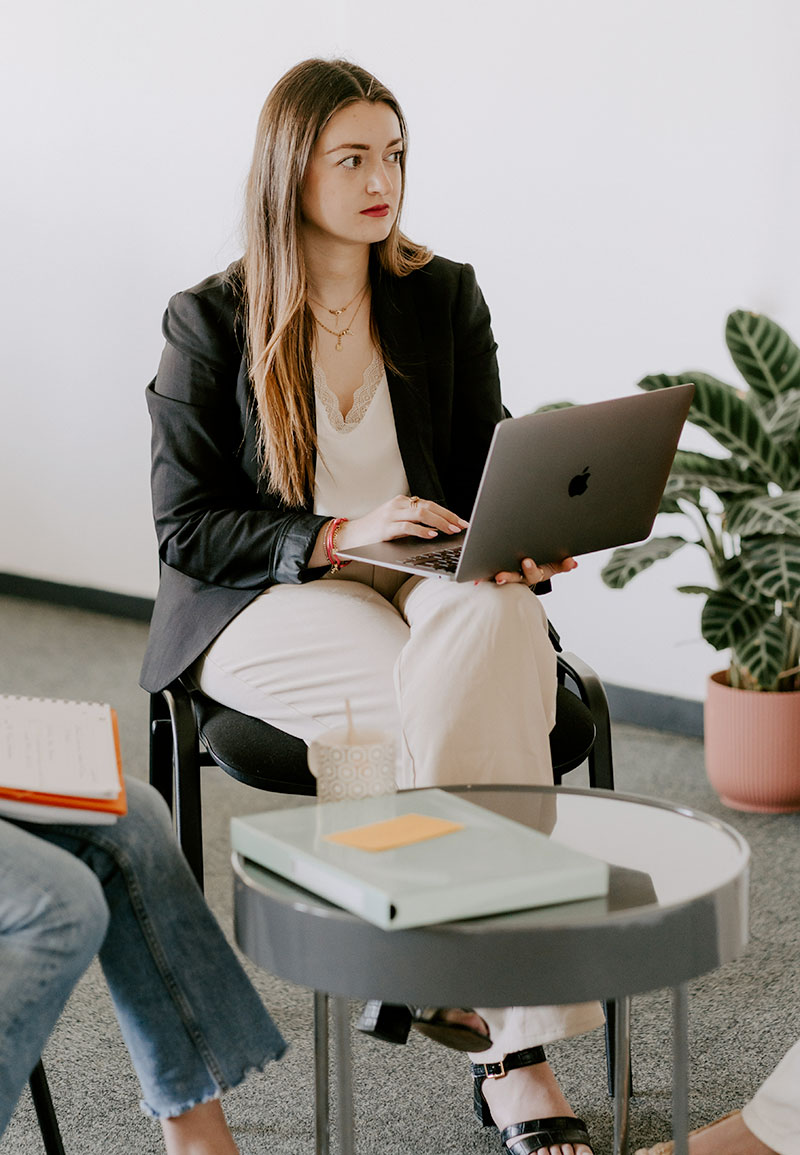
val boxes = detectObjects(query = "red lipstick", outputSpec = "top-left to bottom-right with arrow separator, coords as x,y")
360,204 -> 390,217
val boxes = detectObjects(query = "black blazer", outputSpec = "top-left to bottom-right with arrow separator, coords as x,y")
141,254 -> 504,692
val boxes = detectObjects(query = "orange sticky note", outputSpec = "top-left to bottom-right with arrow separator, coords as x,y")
324,813 -> 464,852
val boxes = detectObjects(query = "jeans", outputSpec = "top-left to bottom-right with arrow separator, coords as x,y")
0,777 -> 285,1135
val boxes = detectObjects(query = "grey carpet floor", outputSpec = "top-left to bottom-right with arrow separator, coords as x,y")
0,595 -> 798,1155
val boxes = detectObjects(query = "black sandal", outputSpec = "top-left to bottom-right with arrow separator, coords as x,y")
472,1046 -> 594,1154
357,1000 -> 493,1052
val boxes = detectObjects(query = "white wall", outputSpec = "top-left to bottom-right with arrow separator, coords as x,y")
2,0 -> 798,701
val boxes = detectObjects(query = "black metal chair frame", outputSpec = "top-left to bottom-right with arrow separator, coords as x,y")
28,1060 -> 65,1154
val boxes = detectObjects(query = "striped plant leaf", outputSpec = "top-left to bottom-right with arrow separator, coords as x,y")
660,488 -> 702,514
739,535 -> 800,603
726,310 -> 800,401
677,585 -> 716,596
600,536 -> 688,589
665,450 -> 765,499
759,387 -> 800,439
726,493 -> 800,538
732,617 -> 790,690
533,401 -> 576,413
700,589 -> 773,652
658,494 -> 685,515
777,612 -> 800,684
638,373 -> 793,488
718,555 -> 772,606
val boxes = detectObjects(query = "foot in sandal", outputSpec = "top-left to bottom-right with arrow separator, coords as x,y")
635,1109 -> 777,1155
475,1047 -> 593,1155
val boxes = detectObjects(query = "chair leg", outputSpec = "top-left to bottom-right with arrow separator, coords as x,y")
149,692 -> 173,811
29,1060 -> 65,1155
588,709 -> 614,792
558,652 -> 615,790
162,685 -> 205,891
314,992 -> 330,1155
604,999 -> 633,1100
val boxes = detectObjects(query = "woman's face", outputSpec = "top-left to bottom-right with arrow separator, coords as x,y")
300,100 -> 403,250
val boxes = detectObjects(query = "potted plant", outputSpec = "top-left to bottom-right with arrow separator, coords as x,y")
601,309 -> 800,811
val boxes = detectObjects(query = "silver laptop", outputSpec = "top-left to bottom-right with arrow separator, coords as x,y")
337,383 -> 694,582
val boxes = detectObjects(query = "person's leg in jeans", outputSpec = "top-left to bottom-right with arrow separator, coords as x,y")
0,819 -> 109,1137
28,779 -> 286,1117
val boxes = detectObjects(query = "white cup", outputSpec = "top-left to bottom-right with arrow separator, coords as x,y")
307,728 -> 397,803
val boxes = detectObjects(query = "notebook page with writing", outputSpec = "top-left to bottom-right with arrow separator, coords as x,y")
0,696 -> 121,798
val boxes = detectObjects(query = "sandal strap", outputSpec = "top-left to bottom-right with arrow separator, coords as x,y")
470,1044 -> 546,1080
501,1115 -> 592,1154
411,1006 -> 477,1024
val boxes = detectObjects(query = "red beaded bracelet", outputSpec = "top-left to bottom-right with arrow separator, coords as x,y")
325,517 -> 351,572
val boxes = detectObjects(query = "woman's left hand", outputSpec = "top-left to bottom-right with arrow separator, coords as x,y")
492,556 -> 578,587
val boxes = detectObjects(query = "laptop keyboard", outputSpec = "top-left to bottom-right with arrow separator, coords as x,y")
402,545 -> 463,573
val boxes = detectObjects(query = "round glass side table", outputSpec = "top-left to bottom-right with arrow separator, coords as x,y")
233,785 -> 750,1155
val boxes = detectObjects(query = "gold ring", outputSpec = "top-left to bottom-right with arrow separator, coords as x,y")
408,496 -> 420,509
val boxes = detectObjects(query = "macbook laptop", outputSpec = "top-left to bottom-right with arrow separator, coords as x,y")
336,383 -> 694,582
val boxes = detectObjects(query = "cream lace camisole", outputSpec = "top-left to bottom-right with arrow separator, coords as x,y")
313,351 -> 410,596
313,351 -> 409,517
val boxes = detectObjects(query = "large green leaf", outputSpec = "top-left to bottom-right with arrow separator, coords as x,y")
717,555 -> 773,606
759,388 -> 800,443
726,493 -> 800,538
726,310 -> 800,401
732,617 -> 790,690
600,536 -> 688,588
533,401 -> 575,414
701,589 -> 773,651
638,373 -> 794,488
739,535 -> 800,603
658,494 -> 686,515
665,450 -> 765,500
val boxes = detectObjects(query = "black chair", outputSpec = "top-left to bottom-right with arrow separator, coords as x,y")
28,1060 -> 65,1155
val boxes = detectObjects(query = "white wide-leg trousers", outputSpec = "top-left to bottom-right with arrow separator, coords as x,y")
194,569 -> 605,1060
741,1037 -> 800,1155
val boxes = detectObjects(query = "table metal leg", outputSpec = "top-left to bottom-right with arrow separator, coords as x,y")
672,984 -> 690,1155
333,996 -> 355,1155
314,991 -> 330,1155
612,994 -> 632,1155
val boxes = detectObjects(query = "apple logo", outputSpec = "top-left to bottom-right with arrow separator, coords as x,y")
568,466 -> 591,497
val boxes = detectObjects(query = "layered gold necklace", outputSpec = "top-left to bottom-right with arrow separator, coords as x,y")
308,284 -> 369,351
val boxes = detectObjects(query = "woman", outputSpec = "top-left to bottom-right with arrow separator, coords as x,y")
142,57 -> 602,1155
0,778 -> 285,1153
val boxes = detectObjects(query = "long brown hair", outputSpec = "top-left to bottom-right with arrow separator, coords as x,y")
240,58 -> 431,506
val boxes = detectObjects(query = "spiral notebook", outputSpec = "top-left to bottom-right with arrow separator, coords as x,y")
0,695 -> 127,824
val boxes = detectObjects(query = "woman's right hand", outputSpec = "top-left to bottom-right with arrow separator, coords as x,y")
340,495 -> 468,550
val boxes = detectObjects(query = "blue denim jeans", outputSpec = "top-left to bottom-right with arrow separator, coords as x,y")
0,777 -> 285,1135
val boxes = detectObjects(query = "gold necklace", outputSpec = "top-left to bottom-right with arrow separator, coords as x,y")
307,283 -> 368,318
308,285 -> 369,351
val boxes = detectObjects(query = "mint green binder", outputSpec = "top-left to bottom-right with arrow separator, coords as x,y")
231,789 -> 609,931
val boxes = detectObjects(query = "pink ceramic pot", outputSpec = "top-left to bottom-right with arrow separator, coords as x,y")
704,670 -> 800,812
